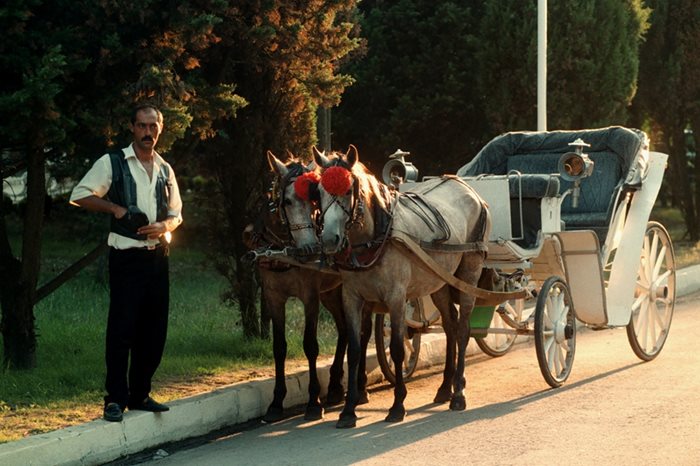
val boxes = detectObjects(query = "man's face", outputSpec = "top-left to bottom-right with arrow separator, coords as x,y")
130,108 -> 163,152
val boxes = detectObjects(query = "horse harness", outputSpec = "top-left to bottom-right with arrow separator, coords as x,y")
332,175 -> 489,270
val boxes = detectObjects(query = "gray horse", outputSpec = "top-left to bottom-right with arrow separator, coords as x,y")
311,146 -> 491,428
247,152 -> 372,422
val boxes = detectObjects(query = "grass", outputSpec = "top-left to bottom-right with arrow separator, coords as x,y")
0,210 -> 340,443
650,206 -> 700,268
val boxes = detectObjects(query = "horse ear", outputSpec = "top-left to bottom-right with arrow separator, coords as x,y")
346,144 -> 359,168
267,151 -> 288,177
313,146 -> 331,168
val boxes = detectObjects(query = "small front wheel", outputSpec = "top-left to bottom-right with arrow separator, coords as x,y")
626,221 -> 675,361
534,277 -> 576,388
475,299 -> 522,357
375,299 -> 422,385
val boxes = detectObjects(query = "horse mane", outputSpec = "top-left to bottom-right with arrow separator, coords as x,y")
324,150 -> 388,212
352,161 -> 388,212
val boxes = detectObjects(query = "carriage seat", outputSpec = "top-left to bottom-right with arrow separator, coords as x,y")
507,173 -> 560,248
457,126 -> 648,247
506,151 -> 623,240
507,173 -> 560,198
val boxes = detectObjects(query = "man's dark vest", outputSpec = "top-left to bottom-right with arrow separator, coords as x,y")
107,150 -> 171,240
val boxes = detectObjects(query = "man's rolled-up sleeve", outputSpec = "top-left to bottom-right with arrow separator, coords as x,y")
69,155 -> 112,205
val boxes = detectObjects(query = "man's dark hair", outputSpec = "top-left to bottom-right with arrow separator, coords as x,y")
131,104 -> 164,125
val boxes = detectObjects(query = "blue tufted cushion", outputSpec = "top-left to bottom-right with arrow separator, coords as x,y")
506,151 -> 623,217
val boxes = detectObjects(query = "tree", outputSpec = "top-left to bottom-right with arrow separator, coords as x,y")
195,1 -> 360,338
634,0 -> 700,240
334,1 -> 488,176
0,0 -> 244,369
478,0 -> 649,133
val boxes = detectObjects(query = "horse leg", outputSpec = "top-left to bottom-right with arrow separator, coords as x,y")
320,286 -> 347,406
336,293 -> 364,429
301,292 -> 324,421
450,256 -> 482,411
263,293 -> 288,423
430,286 -> 458,404
357,303 -> 374,405
385,299 -> 408,423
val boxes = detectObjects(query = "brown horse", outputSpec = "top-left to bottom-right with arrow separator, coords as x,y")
246,152 -> 372,422
311,146 -> 490,428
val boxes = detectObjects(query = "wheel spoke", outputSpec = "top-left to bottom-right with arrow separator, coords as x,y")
639,300 -> 650,350
631,292 -> 647,312
652,269 -> 672,289
651,245 -> 666,280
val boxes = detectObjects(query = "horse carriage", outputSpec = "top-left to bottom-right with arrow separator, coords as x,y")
374,126 -> 675,388
253,125 -> 675,428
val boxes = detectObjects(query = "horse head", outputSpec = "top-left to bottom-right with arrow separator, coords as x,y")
266,151 -> 321,258
314,145 -> 386,257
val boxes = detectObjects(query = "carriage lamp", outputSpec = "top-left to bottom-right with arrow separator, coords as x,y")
382,149 -> 419,189
558,138 -> 594,208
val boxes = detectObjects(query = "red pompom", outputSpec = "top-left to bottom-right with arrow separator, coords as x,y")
293,171 -> 321,201
321,166 -> 353,196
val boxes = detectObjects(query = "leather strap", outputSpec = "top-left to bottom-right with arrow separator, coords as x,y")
391,230 -> 527,305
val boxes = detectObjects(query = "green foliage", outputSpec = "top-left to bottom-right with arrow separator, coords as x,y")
634,0 -> 700,240
478,0 -> 649,133
195,1 -> 361,338
335,1 -> 489,175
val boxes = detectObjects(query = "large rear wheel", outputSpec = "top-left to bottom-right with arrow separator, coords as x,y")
375,299 -> 422,385
534,277 -> 576,388
626,221 -> 675,361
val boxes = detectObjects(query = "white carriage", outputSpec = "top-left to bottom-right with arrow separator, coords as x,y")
375,126 -> 675,387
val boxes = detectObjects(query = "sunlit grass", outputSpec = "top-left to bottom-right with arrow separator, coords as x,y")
0,236 -> 339,442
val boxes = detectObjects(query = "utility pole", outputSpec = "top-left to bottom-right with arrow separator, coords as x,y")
538,0 -> 547,131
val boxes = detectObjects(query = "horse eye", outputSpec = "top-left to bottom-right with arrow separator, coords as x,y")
284,198 -> 292,206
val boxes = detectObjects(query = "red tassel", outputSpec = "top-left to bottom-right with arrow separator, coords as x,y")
293,171 -> 321,201
321,166 -> 353,196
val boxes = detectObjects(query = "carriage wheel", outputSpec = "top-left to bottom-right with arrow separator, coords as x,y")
534,277 -> 576,388
475,299 -> 522,357
626,221 -> 675,361
375,299 -> 422,385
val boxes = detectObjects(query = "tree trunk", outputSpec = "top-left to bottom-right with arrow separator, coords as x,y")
690,117 -> 700,242
671,127 -> 698,240
0,199 -> 24,369
1,146 -> 46,369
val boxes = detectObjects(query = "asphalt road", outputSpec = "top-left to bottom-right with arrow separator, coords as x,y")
140,293 -> 700,466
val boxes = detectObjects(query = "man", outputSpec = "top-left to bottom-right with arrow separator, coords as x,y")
70,104 -> 182,422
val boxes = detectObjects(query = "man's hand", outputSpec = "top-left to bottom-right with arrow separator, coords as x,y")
137,217 -> 180,240
113,205 -> 128,219
137,222 -> 167,240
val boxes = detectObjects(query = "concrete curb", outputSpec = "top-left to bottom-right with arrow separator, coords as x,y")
0,334 -> 451,466
1,267 -> 698,466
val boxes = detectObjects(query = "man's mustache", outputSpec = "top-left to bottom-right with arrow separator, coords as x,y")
142,136 -> 154,142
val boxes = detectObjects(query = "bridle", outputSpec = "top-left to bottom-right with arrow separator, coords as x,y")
319,160 -> 364,238
269,163 -> 318,240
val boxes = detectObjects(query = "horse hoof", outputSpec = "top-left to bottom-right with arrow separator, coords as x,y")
384,407 -> 406,423
304,405 -> 324,421
336,414 -> 357,429
433,387 -> 452,404
262,406 -> 284,423
357,391 -> 370,405
325,389 -> 345,406
449,395 -> 467,411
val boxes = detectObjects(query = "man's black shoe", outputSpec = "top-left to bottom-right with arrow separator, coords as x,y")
103,402 -> 123,422
128,396 -> 170,412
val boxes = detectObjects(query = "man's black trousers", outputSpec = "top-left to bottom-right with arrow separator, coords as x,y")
105,247 -> 169,409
